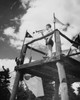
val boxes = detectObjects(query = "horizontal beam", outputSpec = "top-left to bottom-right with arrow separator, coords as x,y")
61,56 -> 80,72
59,31 -> 80,46
26,29 -> 80,48
22,68 -> 56,80
26,29 -> 56,45
27,45 -> 46,55
15,53 -> 80,72
15,56 -> 59,71
15,54 -> 80,78
68,52 -> 80,57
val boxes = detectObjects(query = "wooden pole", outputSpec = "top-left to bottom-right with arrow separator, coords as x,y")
10,42 -> 28,100
26,29 -> 80,48
52,13 -> 60,100
53,13 -> 56,30
56,62 -> 69,100
53,13 -> 56,43
27,45 -> 46,55
53,79 -> 60,100
26,30 -> 56,45
10,71 -> 20,100
55,30 -> 62,57
55,30 -> 69,100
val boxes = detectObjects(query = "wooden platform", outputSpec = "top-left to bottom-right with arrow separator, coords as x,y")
15,55 -> 80,80
10,28 -> 80,100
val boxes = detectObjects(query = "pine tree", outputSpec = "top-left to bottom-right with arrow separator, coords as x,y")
0,66 -> 11,100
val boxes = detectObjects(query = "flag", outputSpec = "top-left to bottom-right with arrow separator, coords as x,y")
62,23 -> 70,31
54,16 -> 66,26
25,31 -> 33,38
54,16 -> 70,31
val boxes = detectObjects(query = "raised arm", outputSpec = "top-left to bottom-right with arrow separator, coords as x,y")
40,31 -> 47,42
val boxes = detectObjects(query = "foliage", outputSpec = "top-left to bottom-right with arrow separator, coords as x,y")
67,74 -> 80,100
0,66 -> 11,100
16,81 -> 36,100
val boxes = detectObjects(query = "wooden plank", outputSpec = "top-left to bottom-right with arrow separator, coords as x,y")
15,54 -> 80,78
27,45 -> 47,55
61,56 -> 80,78
15,56 -> 59,71
59,30 -> 80,46
68,52 -> 80,57
21,65 -> 58,80
25,29 -> 80,49
62,56 -> 80,71
26,29 -> 57,45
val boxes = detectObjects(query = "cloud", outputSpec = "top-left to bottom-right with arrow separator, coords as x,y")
0,59 -> 16,71
3,0 -> 80,51
0,37 -> 5,41
3,25 -> 45,50
20,0 -> 36,9
3,27 -> 16,38
20,0 -> 30,9
9,38 -> 22,49
62,0 -> 80,26
0,57 -> 32,71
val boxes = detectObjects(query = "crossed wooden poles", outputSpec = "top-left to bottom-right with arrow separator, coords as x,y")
10,29 -> 80,100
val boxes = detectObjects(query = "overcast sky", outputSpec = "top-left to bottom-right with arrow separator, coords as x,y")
0,0 -> 80,71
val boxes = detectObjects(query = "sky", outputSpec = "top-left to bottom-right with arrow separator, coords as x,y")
0,0 -> 80,95
1,0 -> 80,70
0,0 -> 80,70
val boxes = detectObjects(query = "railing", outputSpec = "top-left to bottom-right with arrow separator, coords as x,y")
26,29 -> 80,47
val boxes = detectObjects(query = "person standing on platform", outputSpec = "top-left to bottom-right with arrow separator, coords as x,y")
41,24 -> 54,58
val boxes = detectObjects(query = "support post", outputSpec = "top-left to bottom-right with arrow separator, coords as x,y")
56,62 -> 69,100
10,44 -> 28,100
54,30 -> 69,100
55,30 -> 62,57
10,71 -> 20,100
53,79 -> 60,100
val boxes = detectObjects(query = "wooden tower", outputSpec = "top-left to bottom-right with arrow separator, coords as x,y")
10,29 -> 80,100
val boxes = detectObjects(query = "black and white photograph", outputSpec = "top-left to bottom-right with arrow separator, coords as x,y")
0,0 -> 80,100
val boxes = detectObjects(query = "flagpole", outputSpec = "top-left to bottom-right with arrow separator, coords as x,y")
19,31 -> 28,57
53,13 -> 56,30
22,32 -> 27,49
15,31 -> 28,65
53,13 -> 60,100
29,33 -> 34,63
53,13 -> 56,43
10,31 -> 28,100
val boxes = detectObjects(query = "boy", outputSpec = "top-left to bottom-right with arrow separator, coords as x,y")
41,24 -> 54,57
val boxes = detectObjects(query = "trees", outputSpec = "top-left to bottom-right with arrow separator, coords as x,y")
42,78 -> 55,100
16,81 -> 36,100
0,66 -> 11,100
